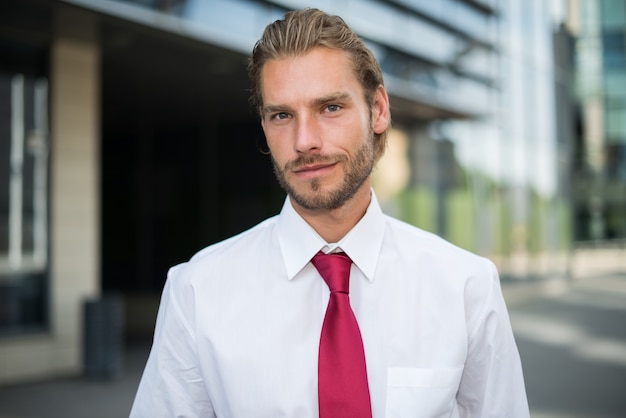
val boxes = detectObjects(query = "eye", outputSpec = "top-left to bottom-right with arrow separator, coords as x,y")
326,104 -> 341,113
272,112 -> 290,121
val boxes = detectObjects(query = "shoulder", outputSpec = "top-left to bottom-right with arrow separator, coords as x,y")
383,216 -> 501,325
166,215 -> 280,287
384,215 -> 492,268
189,215 -> 279,263
382,215 -> 498,294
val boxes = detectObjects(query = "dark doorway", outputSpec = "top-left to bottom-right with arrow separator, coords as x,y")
100,19 -> 283,295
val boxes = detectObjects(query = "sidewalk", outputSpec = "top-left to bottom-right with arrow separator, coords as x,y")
0,272 -> 624,418
510,272 -> 626,418
0,342 -> 149,418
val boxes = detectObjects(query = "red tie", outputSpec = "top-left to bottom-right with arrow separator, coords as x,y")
312,251 -> 372,418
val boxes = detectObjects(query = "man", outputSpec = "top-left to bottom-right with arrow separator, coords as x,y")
130,8 -> 529,417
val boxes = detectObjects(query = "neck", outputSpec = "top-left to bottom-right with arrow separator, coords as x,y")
291,182 -> 372,243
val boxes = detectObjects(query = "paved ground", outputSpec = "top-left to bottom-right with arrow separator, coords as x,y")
511,273 -> 626,418
0,342 -> 148,418
0,272 -> 625,417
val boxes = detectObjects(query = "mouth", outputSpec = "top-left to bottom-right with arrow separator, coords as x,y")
292,162 -> 338,179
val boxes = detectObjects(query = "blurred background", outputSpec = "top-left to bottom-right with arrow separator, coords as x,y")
0,0 -> 624,417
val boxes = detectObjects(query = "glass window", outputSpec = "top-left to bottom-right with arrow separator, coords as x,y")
183,0 -> 265,40
405,15 -> 457,63
601,0 -> 626,30
602,31 -> 626,69
455,46 -> 497,80
0,72 -> 49,335
454,1 -> 490,40
605,98 -> 626,144
397,0 -> 446,18
581,0 -> 602,35
348,0 -> 397,42
604,70 -> 626,94
351,4 -> 459,65
606,144 -> 626,180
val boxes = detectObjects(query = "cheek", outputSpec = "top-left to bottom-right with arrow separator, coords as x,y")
265,132 -> 290,161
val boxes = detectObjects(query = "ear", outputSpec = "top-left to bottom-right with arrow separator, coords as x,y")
371,85 -> 390,135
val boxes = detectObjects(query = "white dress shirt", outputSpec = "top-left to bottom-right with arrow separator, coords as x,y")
130,191 -> 529,417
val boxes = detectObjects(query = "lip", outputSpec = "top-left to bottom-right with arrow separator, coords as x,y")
293,162 -> 337,179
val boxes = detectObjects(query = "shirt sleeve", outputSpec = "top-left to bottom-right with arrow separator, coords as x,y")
456,260 -> 530,417
129,264 -> 215,418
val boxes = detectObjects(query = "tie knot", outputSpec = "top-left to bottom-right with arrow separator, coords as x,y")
312,251 -> 352,294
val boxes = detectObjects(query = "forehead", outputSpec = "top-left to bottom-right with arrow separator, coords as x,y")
260,47 -> 362,105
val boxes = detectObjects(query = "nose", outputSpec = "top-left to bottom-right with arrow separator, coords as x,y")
294,115 -> 322,154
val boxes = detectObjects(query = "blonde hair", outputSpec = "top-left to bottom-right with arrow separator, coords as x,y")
248,8 -> 389,161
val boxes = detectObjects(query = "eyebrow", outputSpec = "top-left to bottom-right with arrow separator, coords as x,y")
262,92 -> 352,116
261,104 -> 291,116
312,92 -> 351,107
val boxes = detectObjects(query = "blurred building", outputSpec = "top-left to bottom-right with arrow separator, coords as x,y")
0,0 -> 574,383
568,0 -> 626,242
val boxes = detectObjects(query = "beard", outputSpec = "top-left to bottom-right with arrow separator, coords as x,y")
271,130 -> 376,211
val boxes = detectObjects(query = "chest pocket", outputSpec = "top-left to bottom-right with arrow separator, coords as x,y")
385,367 -> 463,418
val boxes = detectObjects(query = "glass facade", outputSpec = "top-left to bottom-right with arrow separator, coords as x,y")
0,2 -> 50,338
0,72 -> 49,335
573,0 -> 626,240
105,0 -> 574,280
372,0 -> 572,279
0,0 -> 592,385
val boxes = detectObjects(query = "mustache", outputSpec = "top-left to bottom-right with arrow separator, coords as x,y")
284,154 -> 348,171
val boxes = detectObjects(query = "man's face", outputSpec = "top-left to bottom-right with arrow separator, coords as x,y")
260,47 -> 389,211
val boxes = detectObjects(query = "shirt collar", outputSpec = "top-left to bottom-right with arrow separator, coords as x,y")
277,189 -> 385,282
